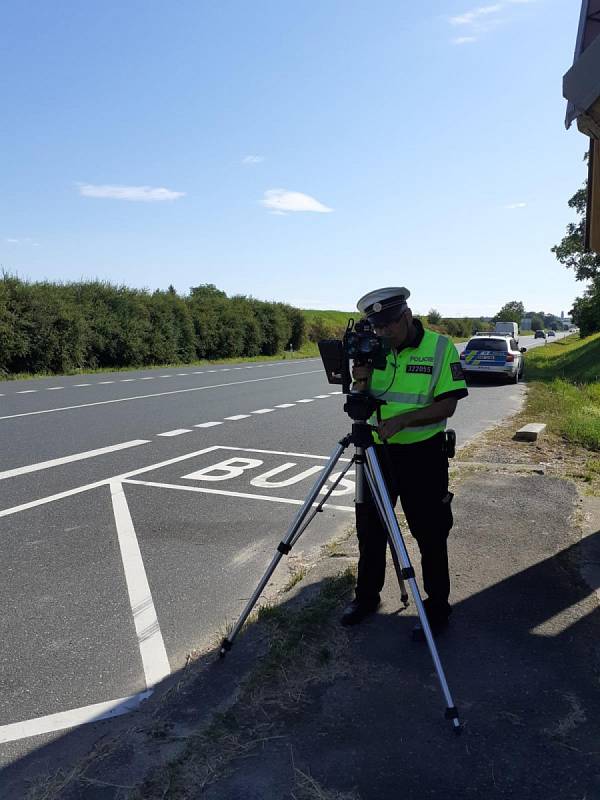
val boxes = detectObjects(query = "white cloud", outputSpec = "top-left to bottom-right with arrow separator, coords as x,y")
5,237 -> 39,245
262,189 -> 333,214
505,202 -> 527,209
242,155 -> 264,165
452,36 -> 478,44
450,4 -> 503,25
78,183 -> 185,202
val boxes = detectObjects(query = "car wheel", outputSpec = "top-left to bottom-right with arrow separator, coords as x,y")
510,369 -> 519,384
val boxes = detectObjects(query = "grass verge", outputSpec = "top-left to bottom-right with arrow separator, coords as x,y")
0,344 -> 321,382
522,333 -> 600,451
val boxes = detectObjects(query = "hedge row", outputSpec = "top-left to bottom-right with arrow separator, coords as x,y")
0,276 -> 306,376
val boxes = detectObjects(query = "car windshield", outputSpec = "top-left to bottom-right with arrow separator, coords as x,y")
465,338 -> 507,352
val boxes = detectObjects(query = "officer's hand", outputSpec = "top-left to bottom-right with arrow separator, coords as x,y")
378,416 -> 406,440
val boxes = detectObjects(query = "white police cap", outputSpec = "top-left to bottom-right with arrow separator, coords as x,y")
356,287 -> 411,324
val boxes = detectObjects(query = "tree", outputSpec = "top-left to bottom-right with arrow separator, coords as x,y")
552,171 -> 600,335
530,314 -> 544,331
551,186 -> 600,281
494,301 -> 525,323
427,308 -> 441,325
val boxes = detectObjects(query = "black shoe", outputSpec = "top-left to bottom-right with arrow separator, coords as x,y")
411,615 -> 450,642
340,599 -> 380,627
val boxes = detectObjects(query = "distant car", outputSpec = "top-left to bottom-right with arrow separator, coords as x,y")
547,330 -> 556,337
534,330 -> 547,339
460,335 -> 526,384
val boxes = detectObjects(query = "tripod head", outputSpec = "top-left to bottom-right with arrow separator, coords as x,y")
343,390 -> 384,422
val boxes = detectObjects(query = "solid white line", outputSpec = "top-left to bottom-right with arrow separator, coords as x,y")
212,445 -> 352,461
0,370 -> 323,421
156,429 -> 192,437
224,414 -> 250,420
123,479 -> 353,513
0,691 -> 152,744
194,421 -> 223,428
110,481 -> 171,686
275,403 -> 295,408
251,408 -> 274,414
0,439 -> 150,481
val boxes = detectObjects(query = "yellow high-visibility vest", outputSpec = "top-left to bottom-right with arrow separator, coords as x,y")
368,326 -> 467,445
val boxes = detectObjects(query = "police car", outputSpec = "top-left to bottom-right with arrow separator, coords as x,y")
460,333 -> 526,383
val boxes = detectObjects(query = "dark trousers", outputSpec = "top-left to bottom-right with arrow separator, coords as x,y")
355,433 -> 453,620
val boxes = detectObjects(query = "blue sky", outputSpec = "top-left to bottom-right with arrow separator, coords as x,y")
0,0 -> 588,316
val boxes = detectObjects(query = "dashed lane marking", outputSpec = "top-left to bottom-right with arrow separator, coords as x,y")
74,383 -> 92,387
98,381 -> 115,385
224,414 -> 251,420
0,370 -> 323,421
0,440 -> 150,481
120,379 -> 135,382
156,429 -> 193,437
297,399 -> 314,403
46,387 -> 64,391
314,394 -> 330,398
194,421 -> 223,428
17,390 -> 37,394
275,403 -> 296,408
251,408 -> 274,414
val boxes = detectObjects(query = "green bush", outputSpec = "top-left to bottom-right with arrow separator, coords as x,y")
0,275 -> 309,376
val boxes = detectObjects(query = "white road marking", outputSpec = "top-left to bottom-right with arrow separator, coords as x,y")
0,691 -> 152,744
110,481 -> 170,686
275,403 -> 295,408
46,387 -> 64,391
159,375 -> 172,378
225,414 -> 251,420
120,379 -> 135,382
0,371 -> 323,420
0,440 -> 150,481
251,408 -> 274,414
221,368 -> 231,371
193,371 -> 204,374
176,373 -> 188,376
157,429 -> 192,437
17,390 -> 37,394
194,421 -> 223,428
330,391 -> 342,394
208,370 -> 217,373
123,479 -> 353,512
296,399 -> 314,403
0,445 -> 351,519
314,395 -> 330,398
98,381 -> 115,385
140,377 -> 155,380
74,383 -> 91,387
232,367 -> 243,370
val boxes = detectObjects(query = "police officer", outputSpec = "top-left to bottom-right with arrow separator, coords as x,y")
341,287 -> 468,640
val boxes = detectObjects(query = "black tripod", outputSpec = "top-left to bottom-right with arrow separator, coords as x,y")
219,391 -> 461,732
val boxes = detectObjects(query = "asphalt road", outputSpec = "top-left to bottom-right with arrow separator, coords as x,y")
0,333 -> 570,770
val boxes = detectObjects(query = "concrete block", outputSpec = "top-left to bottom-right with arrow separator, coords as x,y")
515,423 -> 547,441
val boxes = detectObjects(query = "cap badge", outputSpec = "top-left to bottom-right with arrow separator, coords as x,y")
373,302 -> 382,312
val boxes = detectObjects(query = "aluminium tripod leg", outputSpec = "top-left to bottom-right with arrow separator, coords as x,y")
219,437 -> 350,657
364,447 -> 461,733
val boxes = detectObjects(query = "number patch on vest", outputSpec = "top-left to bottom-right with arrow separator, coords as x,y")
406,364 -> 433,374
451,362 -> 465,380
